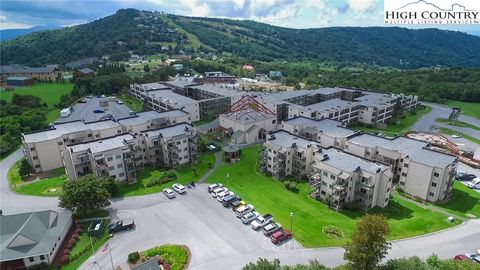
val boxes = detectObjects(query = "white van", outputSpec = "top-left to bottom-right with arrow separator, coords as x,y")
234,204 -> 254,218
467,178 -> 480,189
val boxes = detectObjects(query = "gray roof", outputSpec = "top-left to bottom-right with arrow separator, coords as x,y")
0,64 -> 58,74
77,68 -> 94,74
131,258 -> 160,270
142,123 -> 193,139
319,148 -> 390,174
349,134 -> 457,168
23,120 -> 120,143
118,110 -> 187,126
0,210 -> 72,261
221,109 -> 276,124
284,117 -> 356,138
146,89 -> 197,106
68,134 -> 135,154
266,130 -> 315,150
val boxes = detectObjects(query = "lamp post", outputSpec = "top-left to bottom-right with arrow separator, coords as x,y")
226,173 -> 230,187
290,212 -> 294,233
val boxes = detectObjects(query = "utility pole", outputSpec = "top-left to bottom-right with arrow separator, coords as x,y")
290,212 -> 294,233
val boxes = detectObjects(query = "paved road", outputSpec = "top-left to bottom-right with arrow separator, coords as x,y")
1,148 -> 480,270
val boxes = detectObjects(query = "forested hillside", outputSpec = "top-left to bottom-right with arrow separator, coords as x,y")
1,9 -> 480,68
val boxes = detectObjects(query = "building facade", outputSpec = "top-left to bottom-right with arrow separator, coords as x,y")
0,64 -> 62,81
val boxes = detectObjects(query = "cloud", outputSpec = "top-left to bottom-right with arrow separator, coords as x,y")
347,0 -> 377,13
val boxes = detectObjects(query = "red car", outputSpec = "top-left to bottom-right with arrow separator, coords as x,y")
454,254 -> 471,262
270,229 -> 292,244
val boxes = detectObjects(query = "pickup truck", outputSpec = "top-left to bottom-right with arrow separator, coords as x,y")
251,214 -> 273,230
108,219 -> 135,234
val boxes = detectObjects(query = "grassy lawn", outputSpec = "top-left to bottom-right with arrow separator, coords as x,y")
206,146 -> 459,247
350,106 -> 432,137
435,182 -> 480,218
118,152 -> 216,196
445,100 -> 480,119
0,82 -> 73,107
8,162 -> 67,196
440,127 -> 480,145
56,220 -> 110,270
120,93 -> 143,112
436,118 -> 480,131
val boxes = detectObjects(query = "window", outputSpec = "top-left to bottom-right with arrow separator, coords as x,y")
184,155 -> 188,159
58,141 -> 63,146
30,147 -> 36,151
29,257 -> 34,262
116,154 -> 122,159
184,147 -> 188,151
117,164 -> 123,168
399,181 -> 405,186
321,181 -> 327,186
183,139 -> 187,143
429,192 -> 435,197
431,182 -> 437,187
95,134 -> 100,138
321,190 -> 326,195
117,130 -> 121,134
88,134 -> 92,137
176,141 -> 181,145
35,164 -> 40,168
404,163 -> 409,168
330,174 -> 335,180
119,173 -> 125,177
32,156 -> 38,160
107,157 -> 113,161
272,120 -> 276,124
40,255 -> 45,260
108,166 -> 114,171
401,172 -> 407,177
323,172 -> 328,176
433,172 -> 439,177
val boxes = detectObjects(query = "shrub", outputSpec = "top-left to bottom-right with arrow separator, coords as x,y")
284,181 -> 297,191
72,233 -> 79,239
343,202 -> 360,211
63,249 -> 70,255
67,239 -> 76,245
74,227 -> 83,234
322,225 -> 344,239
128,251 -> 140,264
60,255 -> 69,264
66,243 -> 73,249
395,186 -> 404,194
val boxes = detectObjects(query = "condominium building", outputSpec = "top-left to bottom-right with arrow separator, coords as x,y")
345,134 -> 458,202
281,117 -> 358,148
62,134 -> 138,183
259,131 -> 320,180
22,110 -> 190,173
140,123 -> 198,168
310,148 -> 393,211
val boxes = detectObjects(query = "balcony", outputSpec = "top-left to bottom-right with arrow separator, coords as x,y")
95,162 -> 108,170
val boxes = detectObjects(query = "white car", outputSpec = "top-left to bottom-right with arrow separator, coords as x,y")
216,191 -> 234,202
467,178 -> 480,189
241,211 -> 260,224
172,183 -> 186,194
234,204 -> 254,217
451,134 -> 462,138
162,188 -> 176,199
208,183 -> 223,193
211,187 -> 228,198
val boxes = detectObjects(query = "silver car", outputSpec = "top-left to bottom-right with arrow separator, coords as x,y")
162,188 -> 176,199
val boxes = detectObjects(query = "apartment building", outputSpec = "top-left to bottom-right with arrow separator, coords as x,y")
259,131 -> 320,180
140,123 -> 198,168
282,117 -> 358,148
0,64 -> 62,81
62,134 -> 138,183
22,110 -> 190,173
310,148 -> 393,211
346,134 -> 458,202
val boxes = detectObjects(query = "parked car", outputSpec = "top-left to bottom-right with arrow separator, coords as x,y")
263,222 -> 282,236
222,195 -> 241,207
271,229 -> 293,244
467,179 -> 480,189
172,183 -> 186,194
217,191 -> 234,202
93,109 -> 105,113
451,134 -> 462,139
464,253 -> 480,264
231,200 -> 245,209
163,188 -> 176,199
458,174 -> 477,181
116,99 -> 124,104
208,183 -> 223,193
78,98 -> 87,103
87,95 -> 93,99
251,214 -> 274,230
241,211 -> 260,224
108,219 -> 135,234
454,254 -> 471,262
212,187 -> 228,198
234,204 -> 254,218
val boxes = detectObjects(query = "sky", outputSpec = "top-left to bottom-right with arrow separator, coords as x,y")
0,0 -> 478,35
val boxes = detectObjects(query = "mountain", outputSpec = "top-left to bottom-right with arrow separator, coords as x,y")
1,9 -> 479,68
0,25 -> 62,41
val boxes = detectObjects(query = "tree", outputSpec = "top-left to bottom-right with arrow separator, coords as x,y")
19,159 -> 35,177
344,214 -> 391,270
242,258 -> 281,270
101,177 -> 119,197
144,64 -> 150,72
59,174 -> 111,216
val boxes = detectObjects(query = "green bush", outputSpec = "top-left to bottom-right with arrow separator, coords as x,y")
128,251 -> 140,264
322,225 -> 344,239
284,181 -> 297,191
145,171 -> 177,187
143,245 -> 188,270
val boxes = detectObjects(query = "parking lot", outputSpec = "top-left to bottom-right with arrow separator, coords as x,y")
83,184 -> 312,270
55,96 -> 132,123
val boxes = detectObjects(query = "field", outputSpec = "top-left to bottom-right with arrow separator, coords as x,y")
0,82 -> 73,107
445,101 -> 480,119
117,152 -> 215,196
206,146 -> 459,247
8,161 -> 66,196
435,182 -> 480,218
350,106 -> 432,137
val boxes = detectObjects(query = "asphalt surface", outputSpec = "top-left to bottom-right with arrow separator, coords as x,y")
55,97 -> 132,123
